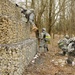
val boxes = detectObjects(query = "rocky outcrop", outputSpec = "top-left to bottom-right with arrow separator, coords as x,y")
0,39 -> 37,75
0,0 -> 30,44
0,0 -> 37,75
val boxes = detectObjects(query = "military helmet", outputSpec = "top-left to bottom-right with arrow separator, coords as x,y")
42,28 -> 46,31
65,35 -> 69,39
72,37 -> 75,41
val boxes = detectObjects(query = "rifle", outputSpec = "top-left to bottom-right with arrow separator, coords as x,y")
16,4 -> 27,14
16,4 -> 26,10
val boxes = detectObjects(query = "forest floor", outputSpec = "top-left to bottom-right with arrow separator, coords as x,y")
24,34 -> 75,75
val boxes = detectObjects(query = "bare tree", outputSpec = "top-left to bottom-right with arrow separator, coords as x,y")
36,0 -> 47,30
24,0 -> 75,36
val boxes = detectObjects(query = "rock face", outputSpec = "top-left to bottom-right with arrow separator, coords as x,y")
0,39 -> 38,75
0,0 -> 30,44
0,0 -> 37,75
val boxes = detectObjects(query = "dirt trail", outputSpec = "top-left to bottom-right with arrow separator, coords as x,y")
24,35 -> 75,75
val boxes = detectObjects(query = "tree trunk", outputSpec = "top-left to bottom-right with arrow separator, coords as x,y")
31,0 -> 35,8
48,0 -> 53,34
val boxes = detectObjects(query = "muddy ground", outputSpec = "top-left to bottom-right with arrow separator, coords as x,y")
23,35 -> 75,75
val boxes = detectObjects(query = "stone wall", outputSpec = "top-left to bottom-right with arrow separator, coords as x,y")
0,0 -> 38,75
0,0 -> 30,44
0,39 -> 38,75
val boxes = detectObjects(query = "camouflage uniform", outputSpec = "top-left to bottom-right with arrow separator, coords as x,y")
39,28 -> 49,52
21,9 -> 35,24
67,38 -> 75,64
22,9 -> 38,31
16,4 -> 38,31
58,35 -> 70,55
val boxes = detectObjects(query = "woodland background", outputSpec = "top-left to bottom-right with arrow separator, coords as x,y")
11,0 -> 75,37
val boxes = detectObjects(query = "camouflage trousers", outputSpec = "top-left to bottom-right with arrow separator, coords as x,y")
67,51 -> 75,64
39,40 -> 48,52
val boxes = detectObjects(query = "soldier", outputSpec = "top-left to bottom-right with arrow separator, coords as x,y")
16,4 -> 38,31
39,28 -> 51,52
67,37 -> 75,65
58,35 -> 70,55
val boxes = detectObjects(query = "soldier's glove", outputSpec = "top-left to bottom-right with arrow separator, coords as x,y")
32,26 -> 38,32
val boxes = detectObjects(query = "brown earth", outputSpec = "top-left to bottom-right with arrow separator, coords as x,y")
23,34 -> 75,75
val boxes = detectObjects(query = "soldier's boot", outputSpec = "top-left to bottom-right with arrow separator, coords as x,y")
67,59 -> 72,64
63,51 -> 66,56
47,47 -> 49,51
44,47 -> 49,52
67,56 -> 74,65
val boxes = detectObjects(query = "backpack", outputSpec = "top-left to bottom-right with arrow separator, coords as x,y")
44,33 -> 51,44
58,42 -> 64,48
